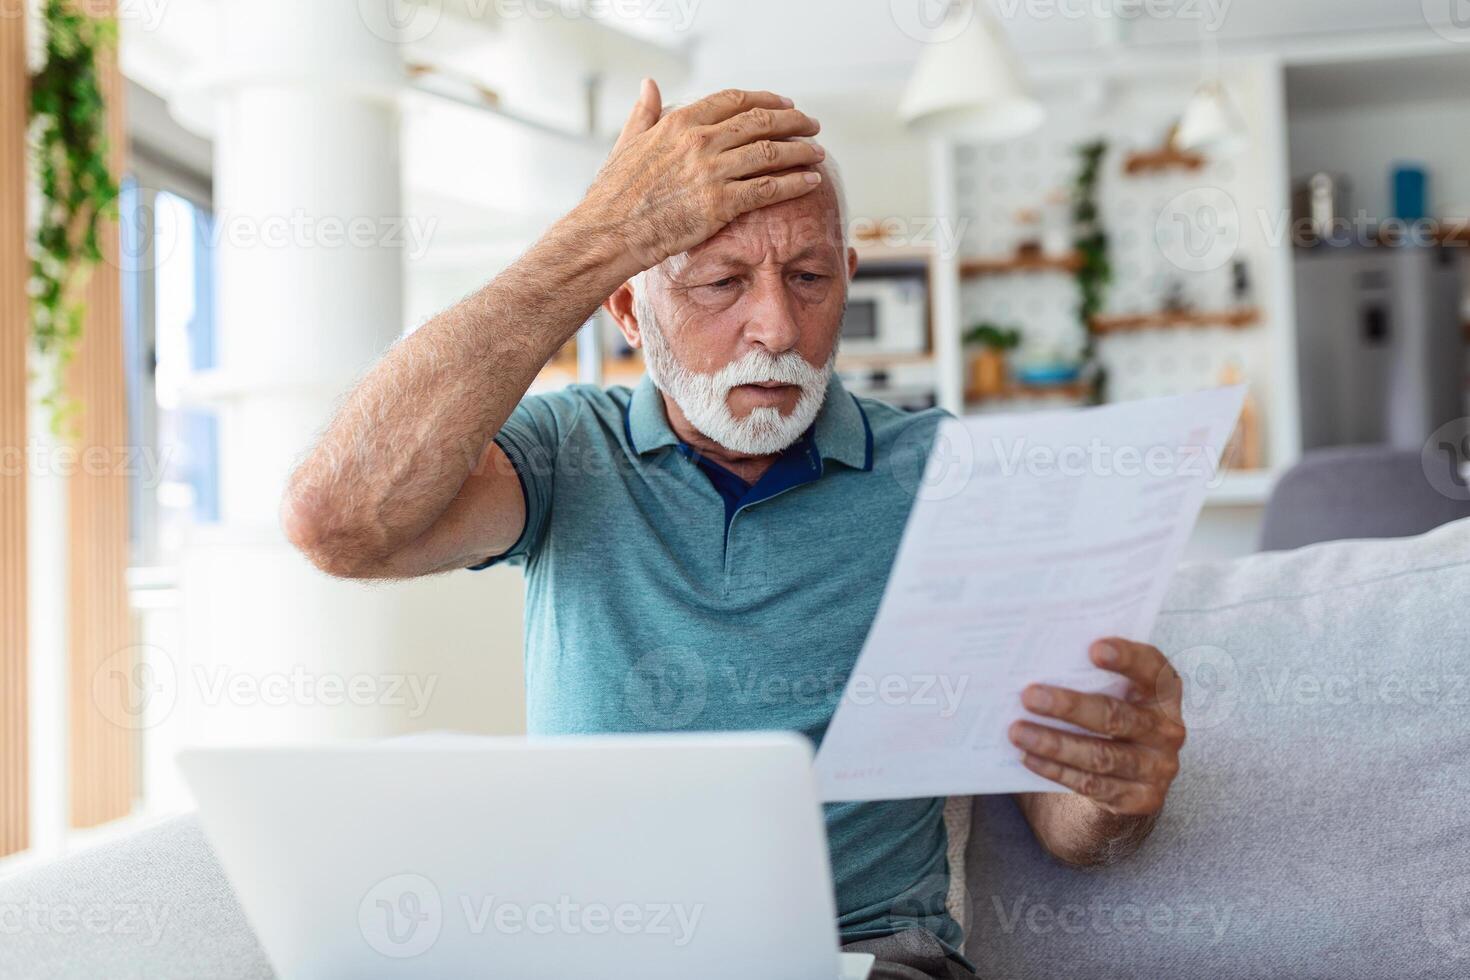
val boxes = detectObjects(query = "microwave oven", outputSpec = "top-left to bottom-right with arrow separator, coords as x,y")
840,273 -> 929,356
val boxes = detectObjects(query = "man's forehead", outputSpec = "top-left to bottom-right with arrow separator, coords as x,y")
672,188 -> 844,273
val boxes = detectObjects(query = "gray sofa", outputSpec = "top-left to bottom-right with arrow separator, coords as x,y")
1258,445 -> 1470,552
4,518 -> 1468,979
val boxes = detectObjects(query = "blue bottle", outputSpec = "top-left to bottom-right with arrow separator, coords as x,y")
1392,164 -> 1428,224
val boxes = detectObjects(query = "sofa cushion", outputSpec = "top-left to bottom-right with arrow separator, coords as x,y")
0,816 -> 271,980
963,517 -> 1470,980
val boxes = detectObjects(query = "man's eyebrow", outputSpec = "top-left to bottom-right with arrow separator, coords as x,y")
667,255 -> 751,283
783,244 -> 841,265
672,244 -> 841,282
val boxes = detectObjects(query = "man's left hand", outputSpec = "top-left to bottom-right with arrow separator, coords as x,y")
1007,639 -> 1186,816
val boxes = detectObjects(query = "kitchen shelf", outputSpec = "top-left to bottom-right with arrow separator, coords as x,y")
960,252 -> 1083,277
1091,308 -> 1262,336
837,352 -> 935,369
853,241 -> 936,264
1123,146 -> 1206,176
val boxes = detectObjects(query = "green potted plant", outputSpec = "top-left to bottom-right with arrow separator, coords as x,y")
1072,139 -> 1112,404
963,322 -> 1021,399
29,0 -> 119,435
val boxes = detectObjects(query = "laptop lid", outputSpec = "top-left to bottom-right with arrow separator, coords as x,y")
178,732 -> 842,980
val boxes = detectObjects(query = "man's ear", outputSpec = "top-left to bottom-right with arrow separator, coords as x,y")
846,246 -> 859,282
603,281 -> 643,350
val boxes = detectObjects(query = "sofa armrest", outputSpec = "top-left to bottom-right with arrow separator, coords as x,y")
0,815 -> 272,980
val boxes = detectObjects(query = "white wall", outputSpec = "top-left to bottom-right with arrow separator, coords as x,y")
809,108 -> 933,229
1288,99 -> 1470,222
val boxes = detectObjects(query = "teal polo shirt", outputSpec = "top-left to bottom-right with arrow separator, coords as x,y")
475,374 -> 963,955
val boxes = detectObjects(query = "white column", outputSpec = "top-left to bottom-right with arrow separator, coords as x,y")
207,0 -> 405,519
928,138 -> 965,416
169,0 -> 503,745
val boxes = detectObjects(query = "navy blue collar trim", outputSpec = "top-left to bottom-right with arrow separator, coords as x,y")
856,394 -> 874,472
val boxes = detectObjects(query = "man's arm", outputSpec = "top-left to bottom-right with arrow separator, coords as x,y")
1013,792 -> 1160,869
281,81 -> 824,579
1007,639 -> 1187,867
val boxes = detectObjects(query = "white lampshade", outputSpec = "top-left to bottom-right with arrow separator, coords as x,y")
1174,80 -> 1248,156
898,0 -> 1044,141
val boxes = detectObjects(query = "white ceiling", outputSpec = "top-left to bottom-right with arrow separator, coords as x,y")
123,0 -> 1470,120
636,0 -> 1467,102
116,0 -> 1470,273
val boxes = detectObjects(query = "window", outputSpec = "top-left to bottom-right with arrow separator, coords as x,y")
121,179 -> 220,568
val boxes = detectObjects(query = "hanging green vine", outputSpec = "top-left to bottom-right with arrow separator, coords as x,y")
29,0 -> 120,435
1072,139 -> 1112,404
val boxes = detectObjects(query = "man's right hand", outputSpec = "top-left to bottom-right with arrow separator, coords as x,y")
573,80 -> 826,278
284,84 -> 825,581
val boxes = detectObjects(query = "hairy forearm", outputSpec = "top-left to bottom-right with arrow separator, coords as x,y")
283,212 -> 632,573
1015,792 -> 1160,869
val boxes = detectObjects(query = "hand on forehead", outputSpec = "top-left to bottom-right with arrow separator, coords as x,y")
663,173 -> 845,283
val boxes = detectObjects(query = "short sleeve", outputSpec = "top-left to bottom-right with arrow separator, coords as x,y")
467,389 -> 583,570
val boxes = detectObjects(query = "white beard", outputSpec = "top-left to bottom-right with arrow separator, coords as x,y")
641,328 -> 833,457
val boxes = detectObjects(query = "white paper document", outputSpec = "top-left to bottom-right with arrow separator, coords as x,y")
814,386 -> 1247,801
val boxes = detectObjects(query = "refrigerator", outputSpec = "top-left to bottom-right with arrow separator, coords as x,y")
1293,246 -> 1465,451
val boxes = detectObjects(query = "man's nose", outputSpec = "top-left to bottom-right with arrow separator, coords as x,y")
741,276 -> 802,354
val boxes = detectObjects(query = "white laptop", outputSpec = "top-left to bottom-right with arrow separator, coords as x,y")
178,732 -> 874,980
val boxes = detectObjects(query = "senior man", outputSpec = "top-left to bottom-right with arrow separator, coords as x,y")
283,80 -> 1186,979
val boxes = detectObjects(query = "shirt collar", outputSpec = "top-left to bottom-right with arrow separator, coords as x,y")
626,373 -> 872,472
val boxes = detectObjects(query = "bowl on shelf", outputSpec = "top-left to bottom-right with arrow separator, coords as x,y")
1013,363 -> 1082,386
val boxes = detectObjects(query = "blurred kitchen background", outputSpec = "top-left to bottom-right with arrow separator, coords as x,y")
3,0 -> 1469,869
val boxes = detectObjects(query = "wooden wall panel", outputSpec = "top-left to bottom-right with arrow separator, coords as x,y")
0,1 -> 30,858
66,0 -> 135,830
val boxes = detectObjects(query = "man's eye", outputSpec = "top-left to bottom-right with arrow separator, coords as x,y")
706,277 -> 738,289
795,273 -> 826,284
